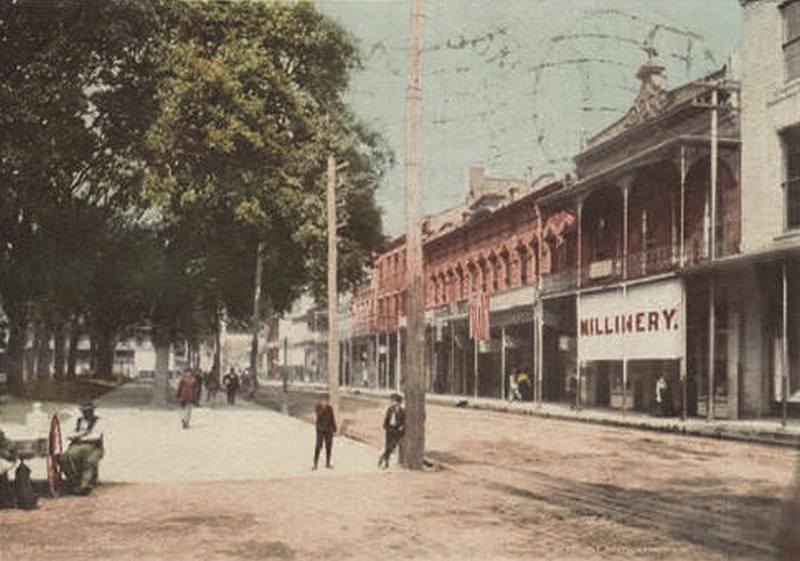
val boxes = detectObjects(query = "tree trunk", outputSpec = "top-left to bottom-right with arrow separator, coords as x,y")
89,332 -> 97,374
5,306 -> 28,396
25,321 -> 39,380
95,326 -> 116,379
36,321 -> 52,379
250,241 -> 264,378
213,305 -> 222,382
53,321 -> 66,379
66,317 -> 80,379
152,331 -> 171,406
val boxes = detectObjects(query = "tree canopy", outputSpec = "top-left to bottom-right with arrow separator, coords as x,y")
0,0 -> 389,391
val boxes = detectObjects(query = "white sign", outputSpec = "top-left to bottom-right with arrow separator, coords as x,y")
578,279 -> 683,362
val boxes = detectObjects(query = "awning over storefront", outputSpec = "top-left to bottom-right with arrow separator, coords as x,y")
578,278 -> 683,362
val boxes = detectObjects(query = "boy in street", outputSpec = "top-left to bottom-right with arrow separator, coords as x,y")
177,369 -> 197,429
378,393 -> 405,469
313,394 -> 337,470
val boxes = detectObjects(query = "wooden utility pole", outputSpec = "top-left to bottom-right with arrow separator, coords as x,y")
403,0 -> 426,470
327,153 -> 340,417
250,241 -> 265,378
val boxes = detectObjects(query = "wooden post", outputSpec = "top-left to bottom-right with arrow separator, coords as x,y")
577,199 -> 583,288
473,337 -> 478,399
707,276 -> 715,421
782,261 -> 789,428
679,145 -> 687,267
681,279 -> 688,421
450,321 -> 455,395
327,154 -> 340,417
710,88 -> 718,260
500,325 -> 507,400
403,0 -> 426,470
622,284 -> 628,418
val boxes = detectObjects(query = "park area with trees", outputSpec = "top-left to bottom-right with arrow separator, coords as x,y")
0,0 -> 390,395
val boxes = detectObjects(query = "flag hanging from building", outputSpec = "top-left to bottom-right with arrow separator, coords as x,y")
469,291 -> 491,341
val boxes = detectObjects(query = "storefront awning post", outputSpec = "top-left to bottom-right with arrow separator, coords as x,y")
782,260 -> 789,428
707,276 -> 716,422
500,325 -> 506,401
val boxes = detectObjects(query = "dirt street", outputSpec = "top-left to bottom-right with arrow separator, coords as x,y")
1,385 -> 796,561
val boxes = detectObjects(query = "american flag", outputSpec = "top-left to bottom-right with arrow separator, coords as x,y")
469,291 -> 491,341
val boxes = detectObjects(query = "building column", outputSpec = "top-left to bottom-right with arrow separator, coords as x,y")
710,87 -> 719,261
473,338 -> 479,399
680,279 -> 688,420
450,321 -> 456,395
680,145 -> 687,268
622,181 -> 630,280
577,199 -> 584,288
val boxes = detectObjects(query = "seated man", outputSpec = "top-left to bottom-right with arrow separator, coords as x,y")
59,402 -> 104,495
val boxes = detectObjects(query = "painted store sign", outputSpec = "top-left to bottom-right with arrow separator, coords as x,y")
577,278 -> 683,362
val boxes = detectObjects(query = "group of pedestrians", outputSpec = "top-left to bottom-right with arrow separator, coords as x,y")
176,366 -> 259,429
312,392 -> 405,471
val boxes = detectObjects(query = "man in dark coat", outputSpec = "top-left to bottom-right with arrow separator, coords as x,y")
313,394 -> 337,470
223,367 -> 240,405
378,393 -> 405,469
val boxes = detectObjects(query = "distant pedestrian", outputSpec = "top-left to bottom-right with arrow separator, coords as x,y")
508,371 -> 522,402
192,370 -> 203,406
223,368 -> 239,405
313,395 -> 337,470
517,369 -> 532,401
566,372 -> 578,409
177,370 -> 197,429
378,393 -> 405,469
205,373 -> 220,403
655,374 -> 672,416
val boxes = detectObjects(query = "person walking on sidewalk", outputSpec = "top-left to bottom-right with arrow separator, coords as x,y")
205,372 -> 220,403
177,369 -> 198,429
378,393 -> 405,469
313,394 -> 337,470
223,367 -> 240,405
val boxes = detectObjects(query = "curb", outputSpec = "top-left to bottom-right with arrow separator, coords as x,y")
262,382 -> 800,450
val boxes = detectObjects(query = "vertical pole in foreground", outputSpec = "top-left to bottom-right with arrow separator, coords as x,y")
403,0 -> 426,470
327,154 -> 340,418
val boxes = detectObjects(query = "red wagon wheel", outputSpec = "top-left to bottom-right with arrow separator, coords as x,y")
47,414 -> 63,498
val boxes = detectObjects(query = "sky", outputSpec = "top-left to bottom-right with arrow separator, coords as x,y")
315,0 -> 744,237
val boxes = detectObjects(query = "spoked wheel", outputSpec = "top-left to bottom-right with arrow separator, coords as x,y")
47,414 -> 63,498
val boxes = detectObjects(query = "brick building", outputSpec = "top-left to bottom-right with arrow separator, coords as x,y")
335,3 -> 798,422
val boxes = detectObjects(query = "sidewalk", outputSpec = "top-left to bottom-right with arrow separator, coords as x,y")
263,380 -> 800,448
2,382 -> 392,484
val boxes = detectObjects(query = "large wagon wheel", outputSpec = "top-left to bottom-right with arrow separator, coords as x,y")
47,414 -> 63,498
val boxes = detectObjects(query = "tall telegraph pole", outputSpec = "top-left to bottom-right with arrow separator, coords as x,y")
327,154 -> 340,417
403,0 -> 426,470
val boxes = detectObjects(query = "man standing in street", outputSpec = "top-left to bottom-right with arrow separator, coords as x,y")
378,393 -> 405,469
223,367 -> 240,405
177,369 -> 197,429
313,394 -> 337,470
205,372 -> 220,403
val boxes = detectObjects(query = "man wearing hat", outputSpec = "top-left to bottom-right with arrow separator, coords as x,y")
378,393 -> 405,469
59,402 -> 104,495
